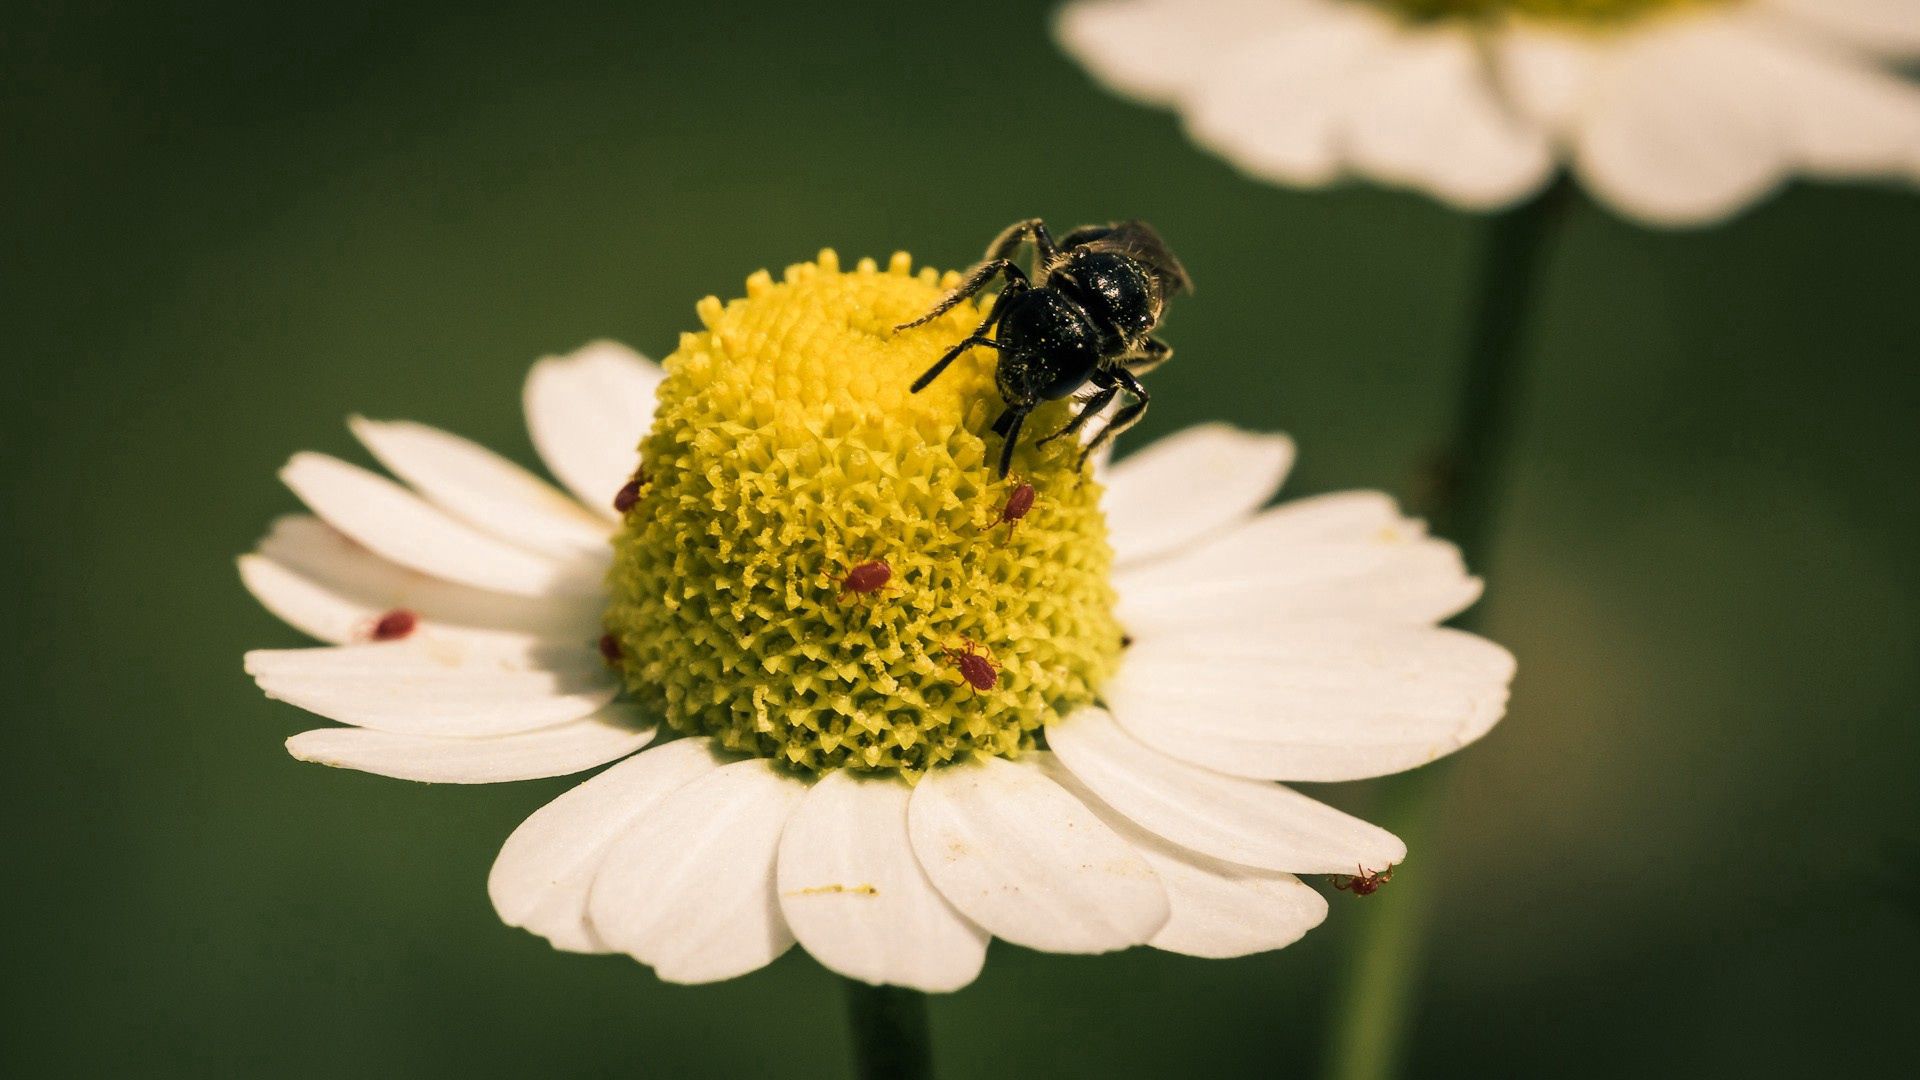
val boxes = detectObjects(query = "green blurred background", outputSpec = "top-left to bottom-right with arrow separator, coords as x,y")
6,1 -> 1917,1076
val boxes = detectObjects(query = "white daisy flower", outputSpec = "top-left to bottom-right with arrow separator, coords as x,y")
1056,0 -> 1920,227
239,251 -> 1514,991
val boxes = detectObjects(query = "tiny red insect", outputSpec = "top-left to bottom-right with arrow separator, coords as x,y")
370,608 -> 418,641
838,559 -> 893,601
942,638 -> 998,694
1332,864 -> 1394,897
598,633 -> 623,664
994,480 -> 1037,539
612,469 -> 649,514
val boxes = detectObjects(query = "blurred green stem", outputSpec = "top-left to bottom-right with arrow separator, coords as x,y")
844,979 -> 933,1080
1324,175 -> 1575,1080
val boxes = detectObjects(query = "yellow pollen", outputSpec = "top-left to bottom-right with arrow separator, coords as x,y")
602,251 -> 1123,779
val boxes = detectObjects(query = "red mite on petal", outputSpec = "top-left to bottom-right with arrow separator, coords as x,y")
1332,864 -> 1394,897
838,559 -> 892,601
612,473 -> 646,514
371,608 -> 418,641
598,633 -> 622,664
942,639 -> 998,694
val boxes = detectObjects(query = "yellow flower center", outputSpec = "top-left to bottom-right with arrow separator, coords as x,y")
1362,0 -> 1732,25
603,251 -> 1123,779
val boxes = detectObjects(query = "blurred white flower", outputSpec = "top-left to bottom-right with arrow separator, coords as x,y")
1057,0 -> 1920,226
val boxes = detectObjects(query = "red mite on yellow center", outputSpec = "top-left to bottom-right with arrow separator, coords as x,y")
838,559 -> 892,600
943,639 -> 999,693
612,469 -> 648,514
995,481 -> 1037,539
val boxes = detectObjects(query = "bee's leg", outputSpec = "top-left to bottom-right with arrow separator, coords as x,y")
994,406 -> 1031,479
983,218 -> 1059,271
1078,369 -> 1149,466
911,335 -> 1003,393
1119,337 -> 1172,376
894,260 -> 1028,331
907,279 -> 1023,392
1037,369 -> 1120,448
991,405 -> 1020,437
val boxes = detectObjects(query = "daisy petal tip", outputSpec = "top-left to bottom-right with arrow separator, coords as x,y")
776,769 -> 990,992
281,716 -> 654,784
523,340 -> 664,514
586,759 -> 804,984
1148,873 -> 1330,961
283,729 -> 340,769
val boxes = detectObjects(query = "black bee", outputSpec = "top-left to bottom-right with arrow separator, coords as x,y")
896,218 -> 1191,477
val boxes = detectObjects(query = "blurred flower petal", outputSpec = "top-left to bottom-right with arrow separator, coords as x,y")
1183,10 -> 1396,188
1763,0 -> 1920,59
1344,26 -> 1556,211
1059,0 -> 1920,225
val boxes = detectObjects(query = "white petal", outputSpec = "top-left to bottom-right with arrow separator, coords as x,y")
1138,844 -> 1328,958
1053,0 -> 1315,107
1761,0 -> 1920,59
240,516 -> 601,649
1343,26 -> 1555,211
285,703 -> 655,783
1116,491 -> 1481,631
777,770 -> 989,992
523,341 -> 663,518
1044,763 -> 1327,958
1046,707 -> 1405,873
587,759 -> 807,984
1105,623 -> 1514,781
1495,23 -> 1601,133
1104,424 -> 1296,569
246,641 -> 617,736
907,754 -> 1167,954
489,738 -> 729,953
1573,20 -> 1790,228
350,416 -> 613,559
1723,20 -> 1920,178
1182,11 -> 1396,188
280,453 -> 598,598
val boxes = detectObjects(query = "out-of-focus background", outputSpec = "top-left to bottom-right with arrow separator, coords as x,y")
5,1 -> 1917,1076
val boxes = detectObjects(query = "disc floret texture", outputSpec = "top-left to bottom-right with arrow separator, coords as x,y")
1365,0 -> 1728,25
604,251 -> 1123,778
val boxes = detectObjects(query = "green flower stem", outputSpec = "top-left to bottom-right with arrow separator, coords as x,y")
1325,175 -> 1576,1080
843,979 -> 934,1080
